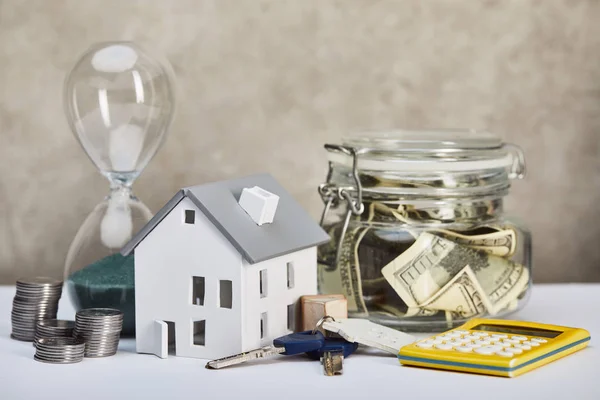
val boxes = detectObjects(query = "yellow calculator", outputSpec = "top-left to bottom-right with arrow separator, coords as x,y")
398,318 -> 590,377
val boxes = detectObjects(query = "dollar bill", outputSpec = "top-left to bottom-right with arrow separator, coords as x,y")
419,265 -> 488,318
432,228 -> 517,257
381,232 -> 529,315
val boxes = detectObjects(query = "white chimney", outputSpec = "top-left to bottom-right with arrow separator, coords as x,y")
238,186 -> 280,226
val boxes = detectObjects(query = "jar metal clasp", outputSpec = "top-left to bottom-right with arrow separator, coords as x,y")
318,144 -> 365,222
318,144 -> 366,272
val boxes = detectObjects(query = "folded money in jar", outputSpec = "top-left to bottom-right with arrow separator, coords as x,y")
11,277 -> 63,342
74,308 -> 123,357
317,131 -> 532,331
34,337 -> 85,364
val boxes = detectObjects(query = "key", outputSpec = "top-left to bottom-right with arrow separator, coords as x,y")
321,349 -> 344,376
205,330 -> 325,369
321,318 -> 415,355
306,337 -> 358,376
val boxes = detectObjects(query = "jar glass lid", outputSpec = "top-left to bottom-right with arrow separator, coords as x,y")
327,129 -> 525,176
343,129 -> 502,151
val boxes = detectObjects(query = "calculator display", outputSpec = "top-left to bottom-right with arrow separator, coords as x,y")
471,324 -> 561,338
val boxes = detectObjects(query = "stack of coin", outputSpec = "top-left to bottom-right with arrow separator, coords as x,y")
74,308 -> 123,357
34,319 -> 75,346
34,337 -> 85,364
11,277 -> 63,341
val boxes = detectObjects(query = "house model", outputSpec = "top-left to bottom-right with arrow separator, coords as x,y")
120,173 -> 330,360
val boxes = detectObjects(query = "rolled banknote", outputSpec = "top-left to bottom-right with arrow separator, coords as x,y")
318,225 -> 369,316
430,227 -> 517,257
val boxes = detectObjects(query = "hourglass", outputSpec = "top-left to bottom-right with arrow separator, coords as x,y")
63,42 -> 175,335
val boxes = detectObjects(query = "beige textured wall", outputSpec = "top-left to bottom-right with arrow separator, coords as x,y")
1,0 -> 599,284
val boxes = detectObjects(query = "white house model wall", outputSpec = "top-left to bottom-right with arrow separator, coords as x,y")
241,246 -> 317,350
134,197 -> 244,360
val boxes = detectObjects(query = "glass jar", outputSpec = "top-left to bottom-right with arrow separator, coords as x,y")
317,130 -> 531,332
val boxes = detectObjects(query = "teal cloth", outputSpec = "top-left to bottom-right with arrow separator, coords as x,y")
67,253 -> 136,336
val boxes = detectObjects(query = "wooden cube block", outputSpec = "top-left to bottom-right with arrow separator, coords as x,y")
300,294 -> 348,332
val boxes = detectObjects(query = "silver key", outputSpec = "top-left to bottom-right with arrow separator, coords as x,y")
205,331 -> 326,369
205,345 -> 286,369
321,349 -> 344,376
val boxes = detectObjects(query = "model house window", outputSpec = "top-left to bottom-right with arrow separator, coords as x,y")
287,304 -> 295,332
184,209 -> 195,224
219,280 -> 232,309
259,269 -> 268,298
192,276 -> 205,306
193,320 -> 206,346
286,262 -> 294,289
260,312 -> 267,339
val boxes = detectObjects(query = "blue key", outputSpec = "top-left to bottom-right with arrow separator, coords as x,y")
206,330 -> 325,369
305,337 -> 359,361
273,330 -> 326,355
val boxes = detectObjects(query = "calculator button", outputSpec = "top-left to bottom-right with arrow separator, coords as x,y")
444,332 -> 462,338
465,343 -> 482,349
488,337 -> 501,343
417,342 -> 434,349
456,346 -> 473,353
454,330 -> 469,335
473,339 -> 492,346
496,351 -> 515,357
503,338 -> 520,344
473,332 -> 489,337
504,347 -> 523,354
432,339 -> 445,345
434,336 -> 447,341
448,339 -> 465,346
435,343 -> 454,351
523,341 -> 540,347
531,338 -> 548,343
491,334 -> 508,338
513,343 -> 531,350
464,335 -> 479,341
474,346 -> 499,355
510,336 -> 528,341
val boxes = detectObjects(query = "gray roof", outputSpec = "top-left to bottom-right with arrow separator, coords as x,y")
120,173 -> 330,264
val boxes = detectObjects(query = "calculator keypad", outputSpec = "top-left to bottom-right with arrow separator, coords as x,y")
416,331 -> 548,358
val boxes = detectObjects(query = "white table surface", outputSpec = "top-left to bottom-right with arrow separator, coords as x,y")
1,284 -> 599,400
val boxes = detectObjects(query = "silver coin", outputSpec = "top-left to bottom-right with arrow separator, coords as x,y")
17,276 -> 62,286
37,319 -> 75,329
12,300 -> 59,306
74,328 -> 122,334
76,308 -> 123,318
35,350 -> 85,357
16,286 -> 62,292
84,351 -> 118,357
35,345 -> 84,353
34,355 -> 83,364
36,337 -> 82,346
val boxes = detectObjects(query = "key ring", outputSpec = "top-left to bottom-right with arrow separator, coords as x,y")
312,315 -> 336,335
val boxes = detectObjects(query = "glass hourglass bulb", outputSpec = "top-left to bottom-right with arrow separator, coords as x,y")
63,42 -> 175,335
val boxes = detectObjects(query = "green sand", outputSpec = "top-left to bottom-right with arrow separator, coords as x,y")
67,253 -> 136,336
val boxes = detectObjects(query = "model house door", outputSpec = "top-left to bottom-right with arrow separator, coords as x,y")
153,320 -> 168,359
